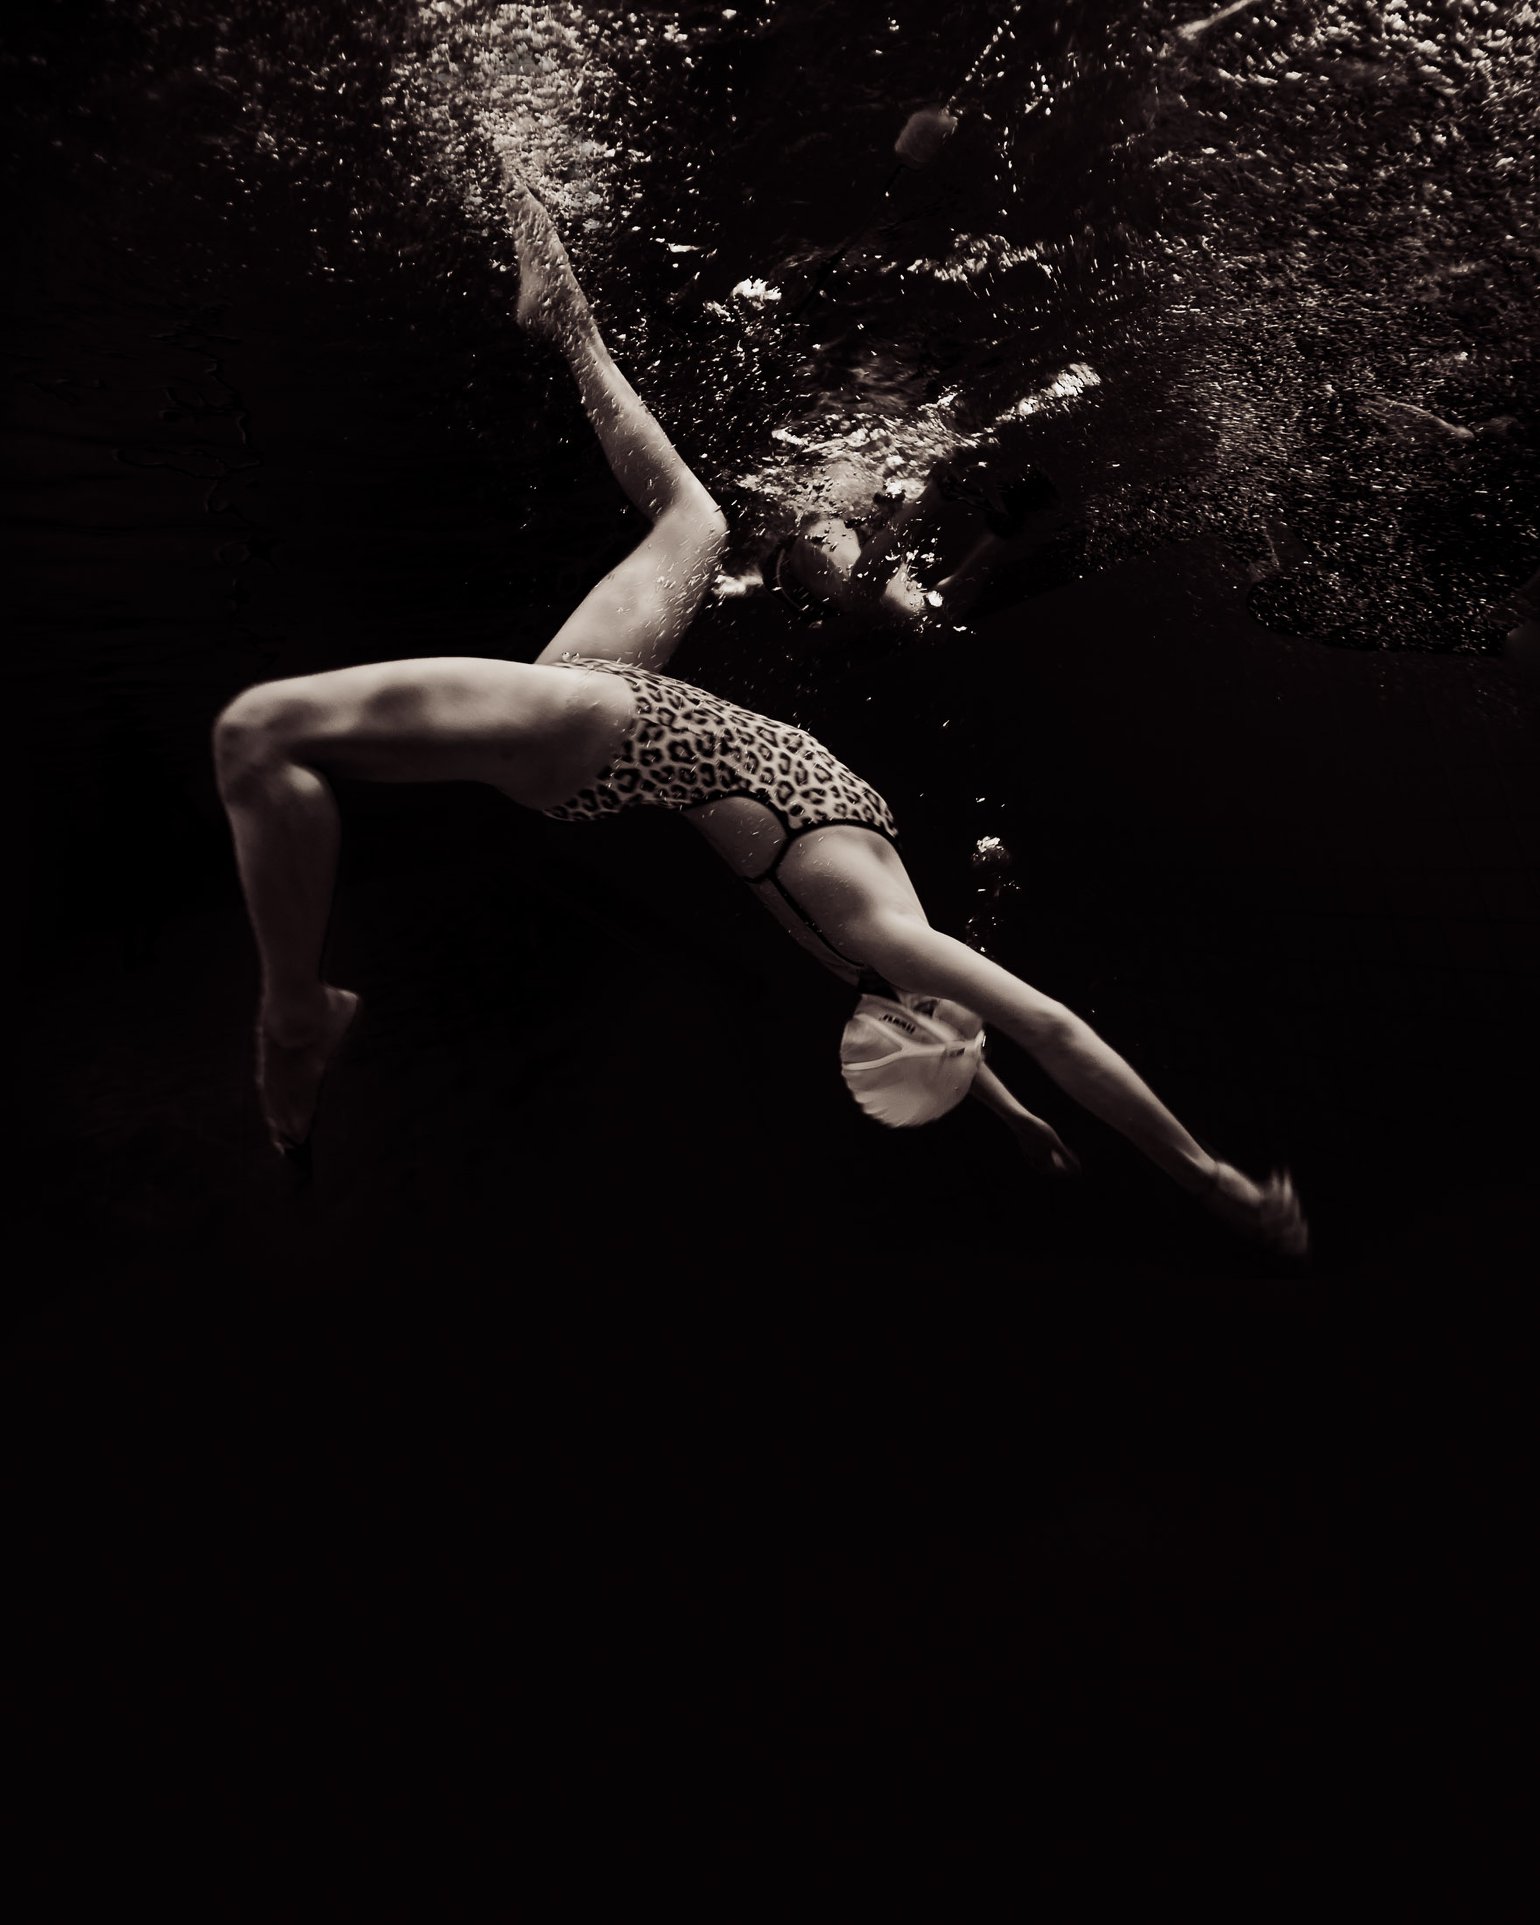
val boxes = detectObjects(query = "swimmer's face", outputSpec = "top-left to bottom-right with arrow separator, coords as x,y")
785,516 -> 862,605
781,513 -> 931,630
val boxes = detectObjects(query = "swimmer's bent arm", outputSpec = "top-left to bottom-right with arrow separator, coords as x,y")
969,1061 -> 1080,1178
848,487 -> 945,599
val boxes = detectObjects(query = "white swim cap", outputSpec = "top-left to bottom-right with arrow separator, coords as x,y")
839,992 -> 986,1128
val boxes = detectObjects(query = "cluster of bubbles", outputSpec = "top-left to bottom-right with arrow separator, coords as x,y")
612,0 -> 1532,648
966,832 -> 1018,957
1130,0 -> 1538,647
19,0 -> 1531,650
378,3 -> 769,479
386,4 -> 659,269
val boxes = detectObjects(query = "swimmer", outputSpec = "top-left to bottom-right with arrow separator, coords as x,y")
213,183 -> 1306,1257
726,367 -> 1102,639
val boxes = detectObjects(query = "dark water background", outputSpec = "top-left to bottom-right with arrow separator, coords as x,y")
6,1 -> 1539,1907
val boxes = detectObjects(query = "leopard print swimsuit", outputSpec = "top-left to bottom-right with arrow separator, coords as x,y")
543,658 -> 900,978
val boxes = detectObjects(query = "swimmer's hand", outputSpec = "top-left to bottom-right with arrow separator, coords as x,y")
1203,1163 -> 1309,1259
971,1062 -> 1078,1175
1012,1112 -> 1082,1180
895,106 -> 958,169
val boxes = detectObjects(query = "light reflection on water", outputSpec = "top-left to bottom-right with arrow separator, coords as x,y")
14,0 -> 1539,652
389,0 -> 1536,650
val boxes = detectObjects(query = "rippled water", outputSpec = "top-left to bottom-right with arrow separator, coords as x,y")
7,0 -> 1538,650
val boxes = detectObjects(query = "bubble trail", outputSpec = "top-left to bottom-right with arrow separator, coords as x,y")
130,0 -> 1535,657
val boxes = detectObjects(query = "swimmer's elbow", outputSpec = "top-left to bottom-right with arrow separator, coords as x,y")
666,487 -> 728,568
699,497 -> 730,556
1020,1000 -> 1081,1055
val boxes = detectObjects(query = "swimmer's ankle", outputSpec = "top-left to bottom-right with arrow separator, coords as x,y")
260,986 -> 341,1050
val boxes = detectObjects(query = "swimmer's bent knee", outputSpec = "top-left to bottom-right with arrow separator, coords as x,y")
212,680 -> 314,790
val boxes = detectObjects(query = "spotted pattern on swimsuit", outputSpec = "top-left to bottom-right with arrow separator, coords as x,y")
543,660 -> 898,850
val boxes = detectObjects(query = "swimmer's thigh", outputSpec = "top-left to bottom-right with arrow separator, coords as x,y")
229,657 -> 565,787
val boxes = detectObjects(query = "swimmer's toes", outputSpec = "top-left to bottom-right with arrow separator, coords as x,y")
258,988 -> 360,1156
509,190 -> 588,339
278,1138 -> 314,1186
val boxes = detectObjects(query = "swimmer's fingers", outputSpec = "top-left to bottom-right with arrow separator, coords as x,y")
1207,1161 -> 1310,1258
1048,1141 -> 1082,1179
1259,1169 -> 1310,1259
1014,1114 -> 1081,1179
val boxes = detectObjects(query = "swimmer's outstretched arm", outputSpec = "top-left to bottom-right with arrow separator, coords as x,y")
844,462 -> 1050,622
886,924 -> 1210,1185
505,174 -> 726,670
848,419 -> 1046,600
847,483 -> 947,599
844,905 -> 1305,1252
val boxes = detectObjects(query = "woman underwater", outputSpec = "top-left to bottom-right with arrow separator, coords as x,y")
720,363 -> 1103,639
213,182 -> 1307,1257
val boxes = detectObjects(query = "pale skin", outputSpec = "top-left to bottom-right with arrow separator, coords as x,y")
767,372 -> 1097,633
773,500 -> 1053,635
213,180 -> 1306,1255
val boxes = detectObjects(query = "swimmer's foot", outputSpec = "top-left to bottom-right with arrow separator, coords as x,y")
508,180 -> 592,343
1203,1162 -> 1309,1259
256,986 -> 360,1157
